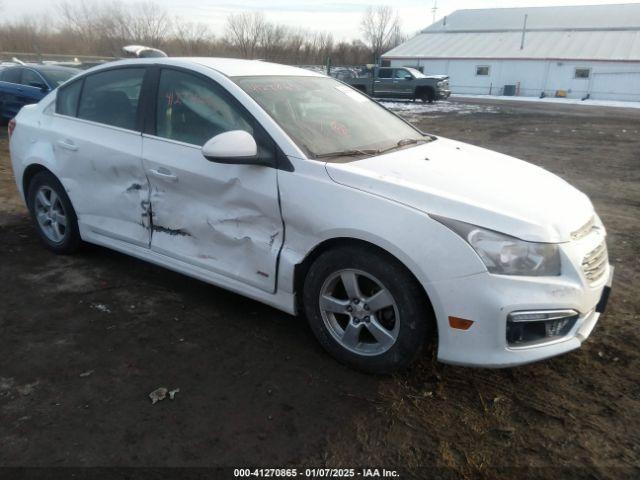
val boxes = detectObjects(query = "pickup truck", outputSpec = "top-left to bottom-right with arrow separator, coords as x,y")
346,67 -> 450,103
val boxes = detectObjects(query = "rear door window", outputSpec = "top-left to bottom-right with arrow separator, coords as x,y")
378,69 -> 393,79
77,68 -> 146,130
1,67 -> 22,84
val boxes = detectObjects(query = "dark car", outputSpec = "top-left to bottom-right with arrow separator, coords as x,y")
0,64 -> 80,123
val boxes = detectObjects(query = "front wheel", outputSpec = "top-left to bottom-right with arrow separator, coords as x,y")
303,246 -> 433,373
419,89 -> 435,103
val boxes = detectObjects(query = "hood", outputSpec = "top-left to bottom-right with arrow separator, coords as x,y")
324,137 -> 593,243
425,74 -> 448,80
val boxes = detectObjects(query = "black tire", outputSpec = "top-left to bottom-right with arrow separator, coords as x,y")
27,170 -> 81,254
419,89 -> 435,104
303,245 -> 433,374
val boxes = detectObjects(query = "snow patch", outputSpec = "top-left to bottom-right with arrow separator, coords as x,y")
381,100 -> 499,120
452,94 -> 640,109
90,303 -> 111,314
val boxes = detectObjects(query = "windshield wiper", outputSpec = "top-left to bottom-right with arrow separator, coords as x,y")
313,138 -> 431,159
313,149 -> 380,159
376,138 -> 430,155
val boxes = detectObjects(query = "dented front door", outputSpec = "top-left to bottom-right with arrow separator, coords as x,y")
142,137 -> 283,292
141,67 -> 283,293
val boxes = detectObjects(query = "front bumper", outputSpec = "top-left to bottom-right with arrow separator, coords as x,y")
426,226 -> 613,368
437,89 -> 451,100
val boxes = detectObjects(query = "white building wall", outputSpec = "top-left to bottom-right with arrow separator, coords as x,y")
389,58 -> 640,101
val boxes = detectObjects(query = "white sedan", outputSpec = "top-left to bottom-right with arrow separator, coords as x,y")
8,58 -> 613,372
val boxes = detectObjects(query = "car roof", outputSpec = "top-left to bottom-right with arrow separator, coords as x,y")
1,63 -> 81,73
31,65 -> 82,73
87,57 -> 325,78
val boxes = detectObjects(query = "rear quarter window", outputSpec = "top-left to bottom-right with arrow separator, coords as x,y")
56,80 -> 83,117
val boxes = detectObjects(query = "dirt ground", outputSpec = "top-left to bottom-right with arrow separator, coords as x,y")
0,100 -> 638,479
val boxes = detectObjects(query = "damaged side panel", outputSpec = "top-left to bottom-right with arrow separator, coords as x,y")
50,116 -> 151,247
143,137 -> 283,293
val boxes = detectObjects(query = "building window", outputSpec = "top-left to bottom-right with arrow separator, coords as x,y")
575,68 -> 591,79
476,66 -> 490,76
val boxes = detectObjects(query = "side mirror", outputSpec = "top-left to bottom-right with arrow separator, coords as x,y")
404,75 -> 413,81
202,130 -> 263,165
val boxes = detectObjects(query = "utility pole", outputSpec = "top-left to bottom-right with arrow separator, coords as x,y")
432,0 -> 438,25
520,14 -> 529,50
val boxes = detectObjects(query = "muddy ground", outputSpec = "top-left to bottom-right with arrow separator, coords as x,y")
0,100 -> 638,479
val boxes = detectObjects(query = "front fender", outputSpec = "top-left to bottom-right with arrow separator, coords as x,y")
276,156 -> 486,302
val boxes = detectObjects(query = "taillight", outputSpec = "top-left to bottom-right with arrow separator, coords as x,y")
7,118 -> 16,138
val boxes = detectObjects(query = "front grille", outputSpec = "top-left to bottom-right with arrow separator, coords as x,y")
582,241 -> 608,283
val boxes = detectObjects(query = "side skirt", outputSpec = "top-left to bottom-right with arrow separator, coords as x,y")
79,224 -> 297,316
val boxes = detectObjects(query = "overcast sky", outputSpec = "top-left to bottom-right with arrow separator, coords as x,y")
4,0 -> 638,40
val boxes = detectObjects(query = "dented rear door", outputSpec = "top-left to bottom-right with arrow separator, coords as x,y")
142,67 -> 283,293
51,67 -> 151,247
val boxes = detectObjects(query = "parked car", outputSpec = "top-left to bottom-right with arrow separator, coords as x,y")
347,66 -> 450,103
8,58 -> 612,373
122,45 -> 168,58
0,64 -> 80,123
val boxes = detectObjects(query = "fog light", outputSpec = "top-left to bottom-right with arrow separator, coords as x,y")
507,310 -> 579,346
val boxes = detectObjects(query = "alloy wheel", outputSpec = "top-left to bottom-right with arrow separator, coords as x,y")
319,268 -> 400,356
34,186 -> 67,243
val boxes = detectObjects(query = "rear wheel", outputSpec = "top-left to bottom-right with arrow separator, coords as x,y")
27,171 -> 81,254
303,246 -> 433,373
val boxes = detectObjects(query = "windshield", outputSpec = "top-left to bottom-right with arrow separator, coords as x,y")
405,68 -> 427,79
40,68 -> 80,87
234,76 -> 429,159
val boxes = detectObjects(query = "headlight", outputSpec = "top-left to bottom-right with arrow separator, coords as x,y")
434,216 -> 561,276
437,81 -> 444,87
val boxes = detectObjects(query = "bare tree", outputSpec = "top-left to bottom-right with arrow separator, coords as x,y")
172,20 -> 213,56
0,15 -> 50,55
2,2 -> 374,66
57,0 -> 98,46
56,0 -> 172,55
259,22 -> 287,60
360,5 -> 403,61
225,11 -> 266,59
388,23 -> 407,50
129,1 -> 171,46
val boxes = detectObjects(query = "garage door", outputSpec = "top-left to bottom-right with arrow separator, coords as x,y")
590,71 -> 640,102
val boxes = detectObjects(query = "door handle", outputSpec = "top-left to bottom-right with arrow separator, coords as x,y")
374,80 -> 381,83
56,139 -> 78,151
149,167 -> 178,181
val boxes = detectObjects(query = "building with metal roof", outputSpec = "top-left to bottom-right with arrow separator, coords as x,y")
382,4 -> 640,101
